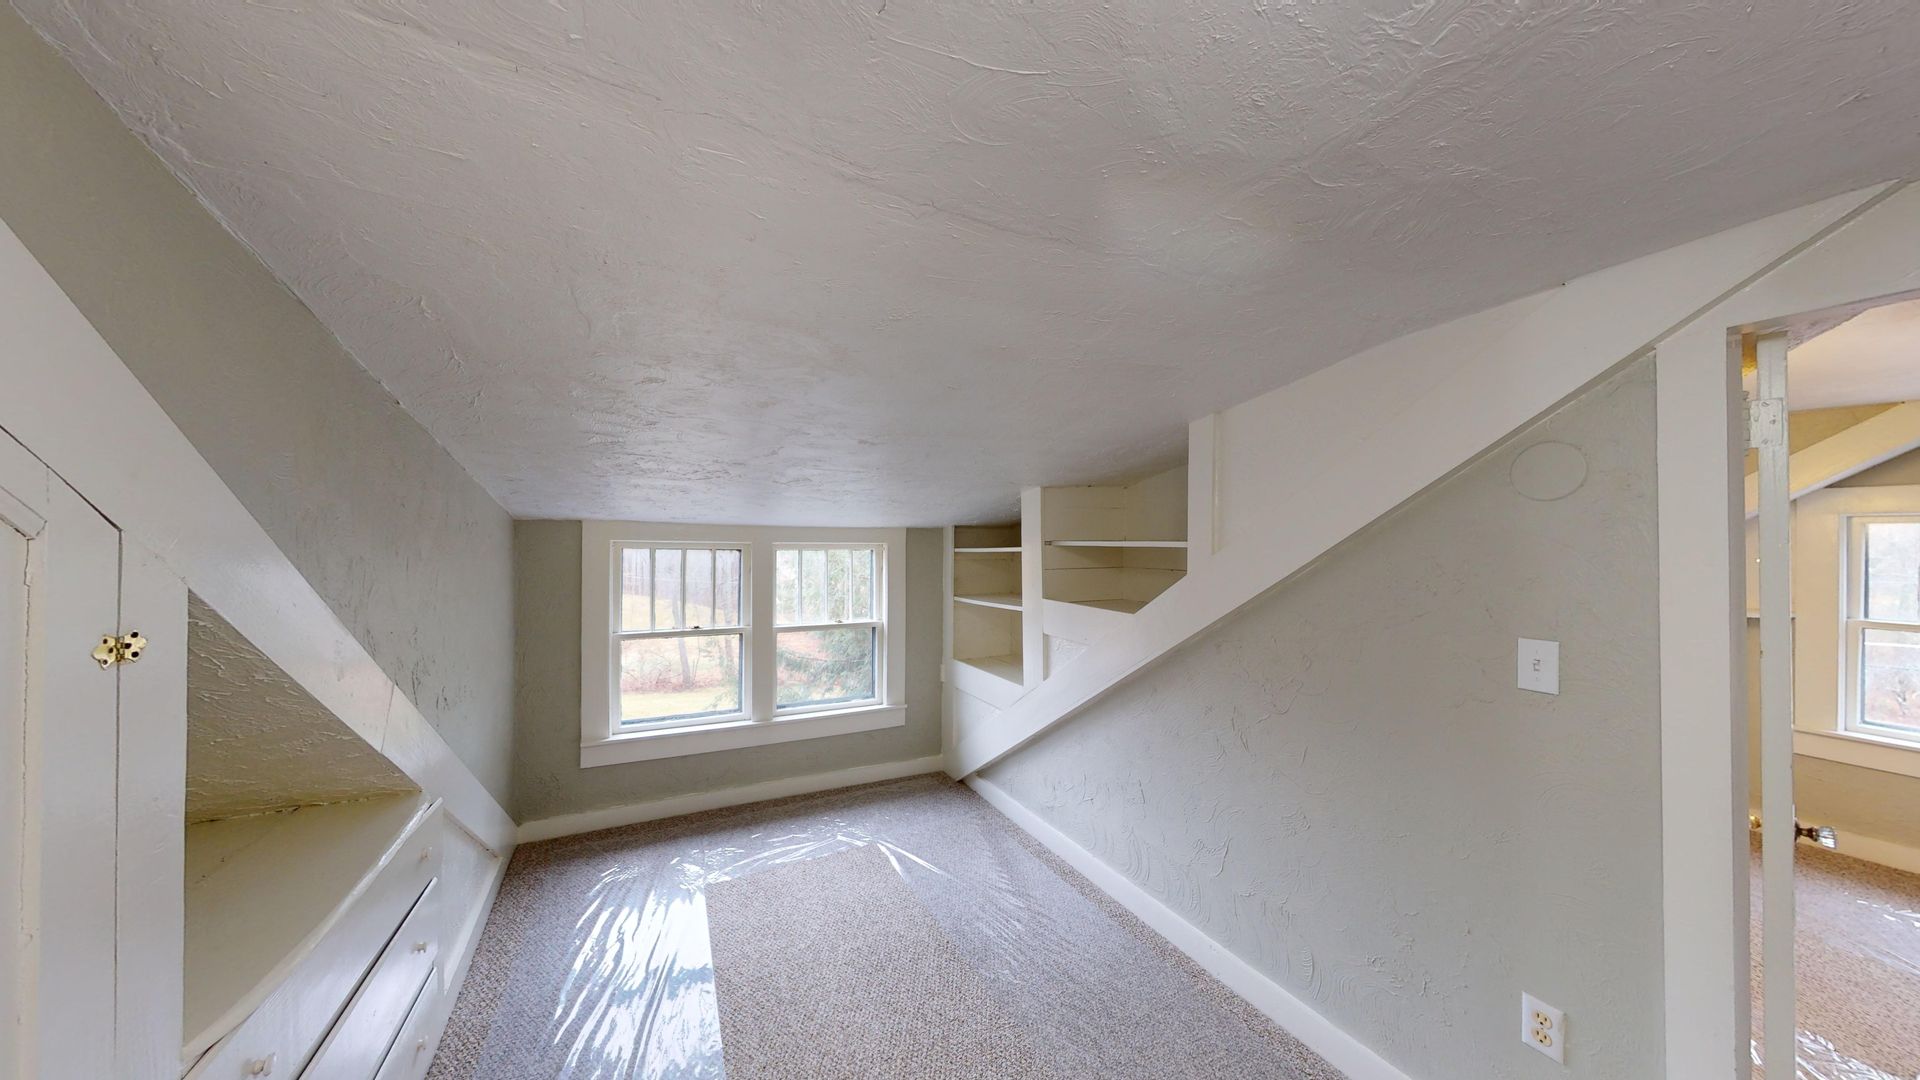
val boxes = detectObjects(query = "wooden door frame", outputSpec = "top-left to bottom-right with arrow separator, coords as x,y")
1656,180 -> 1920,1079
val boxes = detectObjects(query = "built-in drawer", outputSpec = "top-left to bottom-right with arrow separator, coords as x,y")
301,879 -> 441,1079
187,812 -> 443,1080
371,966 -> 441,1080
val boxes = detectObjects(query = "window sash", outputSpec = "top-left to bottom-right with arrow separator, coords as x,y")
774,623 -> 882,715
774,543 -> 880,627
615,542 -> 746,633
612,629 -> 748,728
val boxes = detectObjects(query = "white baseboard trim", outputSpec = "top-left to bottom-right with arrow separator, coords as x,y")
517,755 -> 948,843
1830,829 -> 1920,876
966,775 -> 1415,1080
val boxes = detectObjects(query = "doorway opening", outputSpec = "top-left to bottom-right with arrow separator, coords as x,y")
1743,296 -> 1920,1079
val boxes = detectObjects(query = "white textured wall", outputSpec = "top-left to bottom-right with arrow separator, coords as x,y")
511,522 -> 945,821
0,8 -> 517,808
984,359 -> 1664,1078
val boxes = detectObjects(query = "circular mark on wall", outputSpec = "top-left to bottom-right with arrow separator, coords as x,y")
1510,441 -> 1588,501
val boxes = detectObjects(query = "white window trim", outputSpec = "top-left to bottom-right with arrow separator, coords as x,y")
1789,484 -> 1920,780
580,521 -> 907,767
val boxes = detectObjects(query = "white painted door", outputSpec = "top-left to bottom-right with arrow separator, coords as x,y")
0,427 -> 184,1080
1751,331 -> 1797,1077
0,475 -> 31,1077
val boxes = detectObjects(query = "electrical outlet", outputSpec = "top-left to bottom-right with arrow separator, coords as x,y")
1521,992 -> 1565,1064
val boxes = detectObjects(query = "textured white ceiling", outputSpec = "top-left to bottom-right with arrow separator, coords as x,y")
187,594 -> 414,823
17,0 -> 1920,524
1789,297 -> 1920,410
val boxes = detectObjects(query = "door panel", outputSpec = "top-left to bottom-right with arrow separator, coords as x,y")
1753,330 -> 1796,1076
0,430 -> 124,1080
1,522 -> 27,1076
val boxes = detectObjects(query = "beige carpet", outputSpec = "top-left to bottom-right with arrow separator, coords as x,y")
428,775 -> 1343,1080
1751,842 -> 1920,1079
707,845 -> 1052,1079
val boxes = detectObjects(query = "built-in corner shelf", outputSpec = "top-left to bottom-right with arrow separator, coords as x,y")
954,653 -> 1023,685
954,593 -> 1023,611
1046,539 -> 1187,549
954,546 -> 1021,554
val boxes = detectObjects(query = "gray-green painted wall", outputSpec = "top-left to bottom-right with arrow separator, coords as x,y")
512,522 -> 945,822
983,360 -> 1665,1079
0,8 -> 517,808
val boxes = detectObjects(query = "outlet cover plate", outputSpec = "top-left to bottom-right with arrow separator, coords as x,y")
1522,992 -> 1566,1064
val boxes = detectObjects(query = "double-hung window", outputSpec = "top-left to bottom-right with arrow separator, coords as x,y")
774,545 -> 882,713
581,523 -> 907,766
614,544 -> 748,727
1845,515 -> 1920,742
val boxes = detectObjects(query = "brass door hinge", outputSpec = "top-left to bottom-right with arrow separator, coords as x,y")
92,631 -> 147,669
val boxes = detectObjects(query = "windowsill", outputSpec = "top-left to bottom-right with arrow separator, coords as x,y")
580,703 -> 906,768
1794,727 -> 1920,781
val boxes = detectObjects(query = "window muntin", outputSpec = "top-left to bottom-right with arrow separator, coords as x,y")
774,545 -> 881,712
614,544 -> 747,727
1846,517 -> 1920,741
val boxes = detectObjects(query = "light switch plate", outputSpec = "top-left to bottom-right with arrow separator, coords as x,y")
1518,638 -> 1559,695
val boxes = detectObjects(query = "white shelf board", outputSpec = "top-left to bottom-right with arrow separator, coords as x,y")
183,792 -> 431,1055
954,653 -> 1023,684
954,593 -> 1024,612
1055,597 -> 1148,614
954,546 -> 1021,554
1046,539 -> 1188,548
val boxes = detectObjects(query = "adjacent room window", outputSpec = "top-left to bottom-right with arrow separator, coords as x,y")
581,524 -> 907,766
1846,516 -> 1920,742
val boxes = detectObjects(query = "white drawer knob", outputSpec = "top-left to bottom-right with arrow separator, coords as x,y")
244,1054 -> 275,1076
419,846 -> 433,862
412,941 -> 428,953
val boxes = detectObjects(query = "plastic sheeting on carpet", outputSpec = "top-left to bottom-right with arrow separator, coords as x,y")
430,775 -> 1342,1080
1751,842 -> 1920,1080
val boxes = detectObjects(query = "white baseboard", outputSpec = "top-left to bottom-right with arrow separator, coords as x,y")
517,755 -> 947,843
1830,828 -> 1920,876
966,775 -> 1415,1080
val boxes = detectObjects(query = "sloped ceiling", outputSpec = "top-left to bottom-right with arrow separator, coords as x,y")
187,594 -> 415,823
1789,297 -> 1920,410
15,0 -> 1920,524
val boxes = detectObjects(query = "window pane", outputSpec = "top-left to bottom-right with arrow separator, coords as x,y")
653,549 -> 684,629
1864,521 -> 1920,623
827,548 -> 850,622
775,549 -> 798,624
620,547 -> 652,631
716,548 -> 743,627
1861,626 -> 1920,735
619,633 -> 742,724
851,549 -> 874,621
685,548 -> 714,627
802,549 -> 826,624
776,627 -> 877,709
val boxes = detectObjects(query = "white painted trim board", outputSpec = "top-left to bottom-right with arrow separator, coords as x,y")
965,775 -> 1415,1080
516,755 -> 947,843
